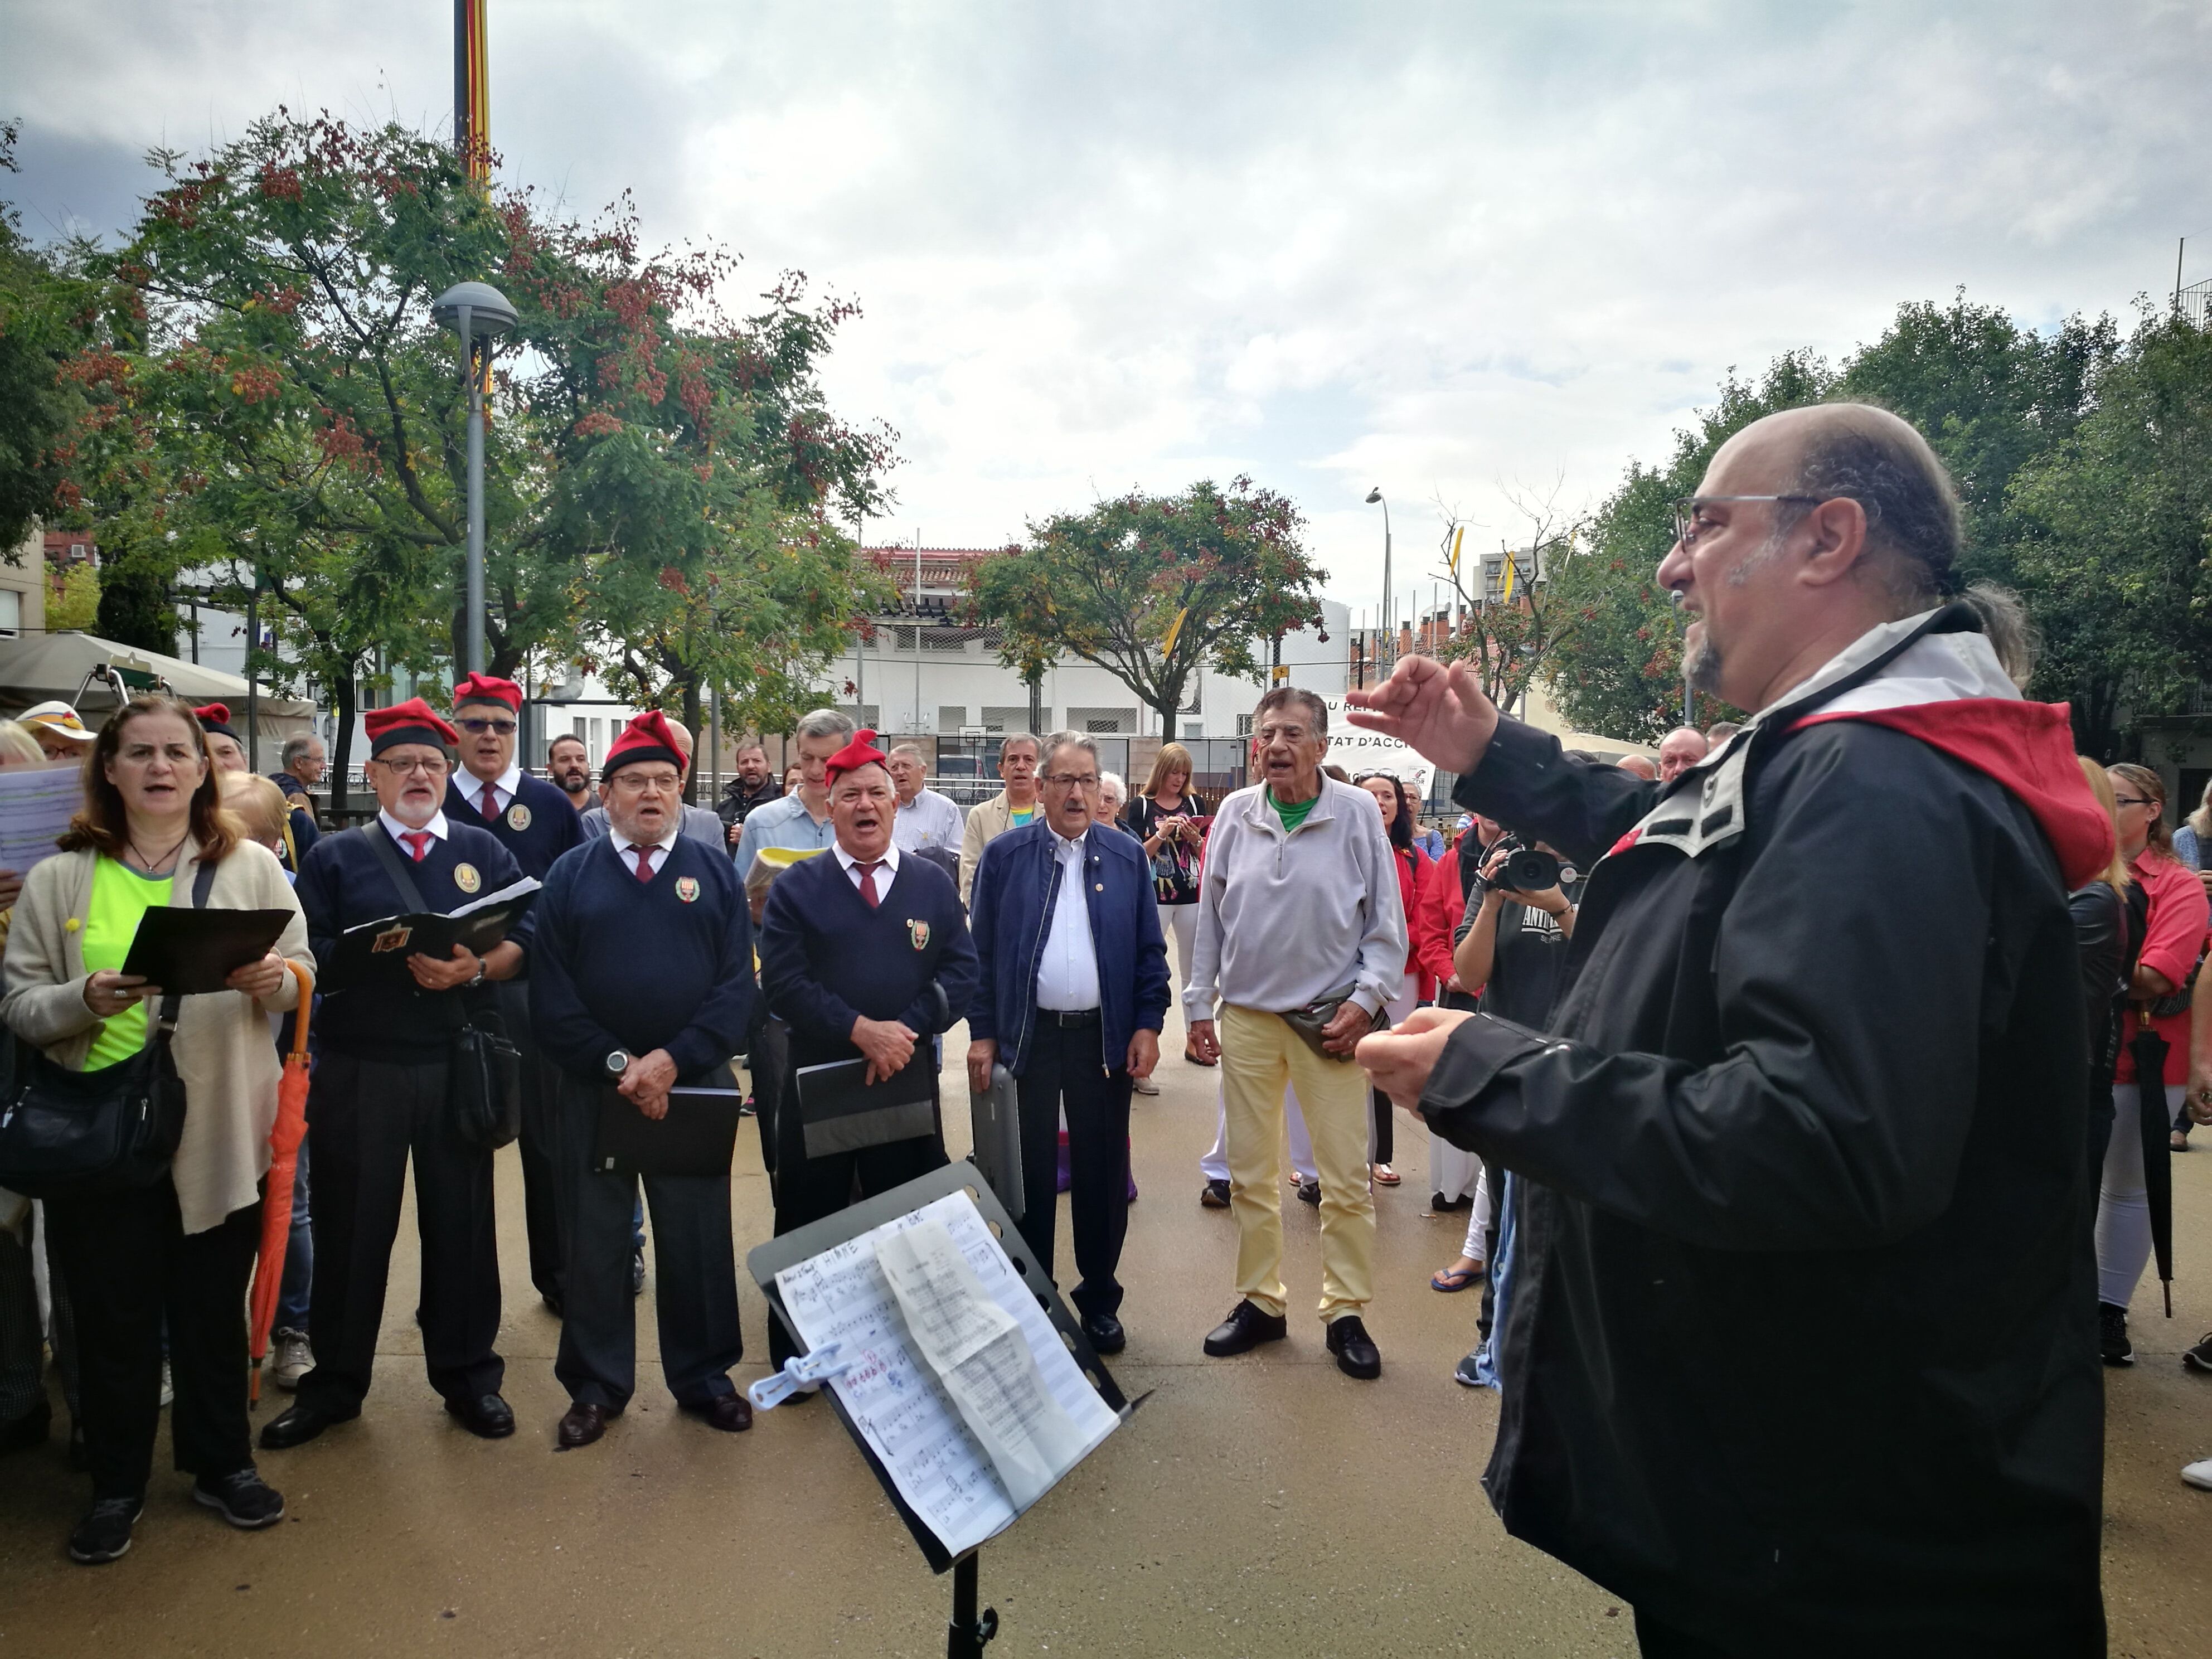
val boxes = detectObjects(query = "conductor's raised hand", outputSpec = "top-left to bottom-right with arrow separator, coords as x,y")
1357,1005 -> 1476,1115
1342,654 -> 1500,777
853,1014 -> 918,1085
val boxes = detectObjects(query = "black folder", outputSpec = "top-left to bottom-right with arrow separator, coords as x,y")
589,1085 -> 743,1177
120,907 -> 295,995
320,887 -> 537,993
793,1047 -> 938,1159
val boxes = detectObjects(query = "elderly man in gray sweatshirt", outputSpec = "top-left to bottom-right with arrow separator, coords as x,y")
1185,687 -> 1406,1379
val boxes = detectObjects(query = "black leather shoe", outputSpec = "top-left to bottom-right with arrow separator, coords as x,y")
1081,1312 -> 1126,1354
258,1402 -> 357,1450
681,1395 -> 754,1433
1295,1178 -> 1321,1206
540,1292 -> 564,1318
556,1401 -> 613,1451
1202,1301 -> 1288,1357
1326,1314 -> 1382,1380
1199,1179 -> 1231,1209
444,1393 -> 516,1439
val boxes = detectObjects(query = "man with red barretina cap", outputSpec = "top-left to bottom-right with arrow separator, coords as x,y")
261,699 -> 530,1452
442,671 -> 586,1317
193,704 -> 249,773
758,730 -> 978,1370
530,711 -> 757,1450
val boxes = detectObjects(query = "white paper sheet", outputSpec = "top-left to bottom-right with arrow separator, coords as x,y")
876,1220 -> 1092,1510
774,1190 -> 1120,1558
0,760 -> 84,875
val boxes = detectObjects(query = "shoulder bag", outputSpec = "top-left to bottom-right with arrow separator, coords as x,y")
0,857 -> 215,1198
358,826 -> 521,1149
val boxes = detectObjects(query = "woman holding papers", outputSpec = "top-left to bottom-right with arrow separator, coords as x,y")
1,695 -> 311,1566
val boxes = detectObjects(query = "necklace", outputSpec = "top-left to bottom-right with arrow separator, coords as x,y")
125,828 -> 191,875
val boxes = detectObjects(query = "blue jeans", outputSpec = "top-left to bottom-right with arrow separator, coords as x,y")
275,1138 -> 312,1331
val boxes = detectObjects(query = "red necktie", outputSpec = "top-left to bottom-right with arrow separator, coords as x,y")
633,846 -> 656,882
481,783 -> 499,820
401,831 -> 431,864
856,861 -> 882,908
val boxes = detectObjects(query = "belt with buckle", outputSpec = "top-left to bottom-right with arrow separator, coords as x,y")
1041,1007 -> 1102,1027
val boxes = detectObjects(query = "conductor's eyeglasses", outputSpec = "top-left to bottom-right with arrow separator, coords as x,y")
1670,495 -> 1822,550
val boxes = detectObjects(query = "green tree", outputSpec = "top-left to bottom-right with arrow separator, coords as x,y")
969,477 -> 1323,735
0,120 -> 99,560
1544,352 -> 1834,740
45,559 -> 98,629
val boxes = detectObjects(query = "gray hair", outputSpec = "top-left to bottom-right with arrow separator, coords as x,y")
1254,686 -> 1328,736
1041,730 -> 1098,770
794,707 -> 856,743
280,732 -> 321,768
999,732 -> 1041,761
1099,770 -> 1126,801
887,742 -> 926,762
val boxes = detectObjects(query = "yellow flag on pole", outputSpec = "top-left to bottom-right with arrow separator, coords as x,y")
1161,605 -> 1190,659
1500,550 -> 1517,605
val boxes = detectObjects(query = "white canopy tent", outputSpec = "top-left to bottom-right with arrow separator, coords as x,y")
0,630 -> 317,764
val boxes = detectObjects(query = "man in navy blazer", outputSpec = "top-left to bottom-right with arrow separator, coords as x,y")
966,732 -> 1169,1354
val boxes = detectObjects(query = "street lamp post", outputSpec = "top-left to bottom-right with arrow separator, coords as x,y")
1365,488 -> 1392,673
432,280 -> 518,675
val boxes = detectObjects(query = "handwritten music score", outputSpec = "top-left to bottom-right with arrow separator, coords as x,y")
774,1190 -> 1120,1558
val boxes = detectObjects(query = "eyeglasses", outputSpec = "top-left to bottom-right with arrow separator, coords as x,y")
1042,773 -> 1099,790
455,718 -> 517,736
374,756 -> 448,777
1670,496 -> 1824,551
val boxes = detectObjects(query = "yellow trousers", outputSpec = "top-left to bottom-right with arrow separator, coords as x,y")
1218,1003 -> 1374,1322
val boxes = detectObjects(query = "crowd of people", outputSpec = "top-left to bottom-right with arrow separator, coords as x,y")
4,400 -> 2212,1652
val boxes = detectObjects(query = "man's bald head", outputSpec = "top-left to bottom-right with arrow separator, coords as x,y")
1657,726 -> 1707,783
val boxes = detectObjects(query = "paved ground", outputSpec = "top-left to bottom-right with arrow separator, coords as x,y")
6,1015 -> 2212,1657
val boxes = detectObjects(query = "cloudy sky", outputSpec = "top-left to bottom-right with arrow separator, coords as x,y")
6,2 -> 2209,627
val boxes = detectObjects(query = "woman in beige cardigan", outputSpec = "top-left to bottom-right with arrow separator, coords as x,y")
1,696 -> 312,1566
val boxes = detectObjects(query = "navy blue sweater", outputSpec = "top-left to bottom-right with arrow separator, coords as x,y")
445,772 -> 585,881
297,822 -> 528,1061
759,851 -> 978,1070
529,836 -> 755,1085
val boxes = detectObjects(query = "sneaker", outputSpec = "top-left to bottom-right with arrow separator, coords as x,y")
1453,1350 -> 1485,1389
2184,1332 -> 2212,1374
271,1329 -> 313,1392
2185,1457 -> 2212,1491
67,1495 -> 143,1565
2100,1302 -> 2133,1366
1295,1178 -> 1321,1207
1131,1075 -> 1160,1096
1199,1179 -> 1231,1209
631,1251 -> 647,1297
192,1468 -> 285,1529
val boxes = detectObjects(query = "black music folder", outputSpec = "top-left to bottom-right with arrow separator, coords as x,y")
589,1085 -> 743,1177
320,881 -> 537,992
120,907 -> 295,996
793,1046 -> 938,1159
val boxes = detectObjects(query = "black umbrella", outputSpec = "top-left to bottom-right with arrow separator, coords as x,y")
2129,1023 -> 2175,1318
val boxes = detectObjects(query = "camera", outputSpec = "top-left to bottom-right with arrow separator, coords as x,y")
1479,835 -> 1560,895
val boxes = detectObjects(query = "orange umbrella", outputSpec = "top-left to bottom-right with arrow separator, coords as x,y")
249,960 -> 313,1408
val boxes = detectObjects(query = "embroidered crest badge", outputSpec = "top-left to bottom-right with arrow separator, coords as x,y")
675,876 -> 700,904
453,862 -> 481,895
507,802 -> 532,832
371,924 -> 414,954
907,918 -> 930,951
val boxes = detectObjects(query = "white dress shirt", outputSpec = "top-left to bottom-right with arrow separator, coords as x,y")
1035,828 -> 1102,1011
379,808 -> 450,848
461,760 -> 523,820
608,824 -> 678,877
832,838 -> 901,897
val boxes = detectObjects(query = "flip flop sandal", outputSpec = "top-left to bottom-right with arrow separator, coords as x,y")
1430,1265 -> 1484,1293
1372,1165 -> 1401,1186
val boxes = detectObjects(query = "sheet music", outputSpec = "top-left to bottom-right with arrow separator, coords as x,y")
876,1220 -> 1092,1510
774,1191 -> 1120,1558
0,760 -> 84,874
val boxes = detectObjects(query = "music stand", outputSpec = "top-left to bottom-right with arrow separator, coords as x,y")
746,1160 -> 1134,1657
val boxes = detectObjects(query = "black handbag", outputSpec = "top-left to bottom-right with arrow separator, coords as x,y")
0,858 -> 216,1199
357,826 -> 521,1149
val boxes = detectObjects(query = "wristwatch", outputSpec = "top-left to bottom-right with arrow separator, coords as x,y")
467,959 -> 489,988
605,1048 -> 632,1079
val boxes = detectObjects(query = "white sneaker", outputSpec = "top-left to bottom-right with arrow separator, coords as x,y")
2184,1457 -> 2212,1491
1132,1075 -> 1160,1095
271,1329 -> 313,1391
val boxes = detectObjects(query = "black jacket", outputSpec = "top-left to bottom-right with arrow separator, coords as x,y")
1421,608 -> 2109,1655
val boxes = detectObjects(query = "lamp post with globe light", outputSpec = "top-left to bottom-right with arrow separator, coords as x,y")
432,280 -> 518,674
